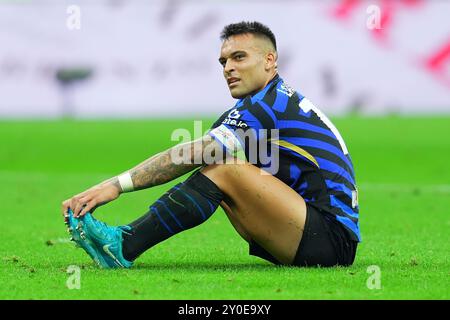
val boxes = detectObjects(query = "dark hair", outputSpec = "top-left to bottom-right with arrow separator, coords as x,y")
220,21 -> 277,51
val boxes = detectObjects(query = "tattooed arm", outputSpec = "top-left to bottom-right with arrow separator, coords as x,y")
62,136 -> 222,218
129,144 -> 199,191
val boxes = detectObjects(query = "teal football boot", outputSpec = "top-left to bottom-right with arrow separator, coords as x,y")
80,213 -> 133,269
66,209 -> 111,268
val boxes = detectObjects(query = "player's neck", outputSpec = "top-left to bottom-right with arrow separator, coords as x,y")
264,72 -> 279,87
248,72 -> 279,98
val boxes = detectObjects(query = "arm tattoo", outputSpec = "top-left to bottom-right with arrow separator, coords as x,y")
126,137 -> 220,191
130,149 -> 197,190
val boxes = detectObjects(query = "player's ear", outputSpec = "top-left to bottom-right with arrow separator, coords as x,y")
265,52 -> 277,71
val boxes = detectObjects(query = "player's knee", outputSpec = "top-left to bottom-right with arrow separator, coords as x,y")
200,164 -> 226,184
201,162 -> 226,173
200,163 -> 244,194
205,160 -> 258,179
201,162 -> 243,181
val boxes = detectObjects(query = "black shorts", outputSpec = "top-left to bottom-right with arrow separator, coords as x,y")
249,204 -> 358,267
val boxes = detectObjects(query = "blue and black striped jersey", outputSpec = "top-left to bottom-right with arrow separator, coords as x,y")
209,74 -> 360,242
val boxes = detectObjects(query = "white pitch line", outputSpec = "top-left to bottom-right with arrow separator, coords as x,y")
359,183 -> 450,194
48,238 -> 72,245
0,170 -> 109,180
1,170 -> 449,193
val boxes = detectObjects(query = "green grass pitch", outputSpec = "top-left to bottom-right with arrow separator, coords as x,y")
0,116 -> 449,299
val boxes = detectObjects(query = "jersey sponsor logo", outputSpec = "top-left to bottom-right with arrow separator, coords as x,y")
222,108 -> 248,128
222,117 -> 248,128
228,108 -> 241,119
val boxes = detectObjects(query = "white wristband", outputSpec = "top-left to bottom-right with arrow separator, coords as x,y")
118,172 -> 134,193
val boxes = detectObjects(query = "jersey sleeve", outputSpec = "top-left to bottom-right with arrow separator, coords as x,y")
209,112 -> 227,130
208,99 -> 277,158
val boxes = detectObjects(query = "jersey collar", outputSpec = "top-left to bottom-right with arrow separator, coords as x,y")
235,74 -> 281,107
250,73 -> 281,104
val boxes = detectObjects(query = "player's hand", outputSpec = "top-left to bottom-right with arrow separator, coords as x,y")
61,183 -> 121,220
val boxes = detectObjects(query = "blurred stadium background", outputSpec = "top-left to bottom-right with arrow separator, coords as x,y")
1,0 -> 449,117
0,0 -> 449,300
